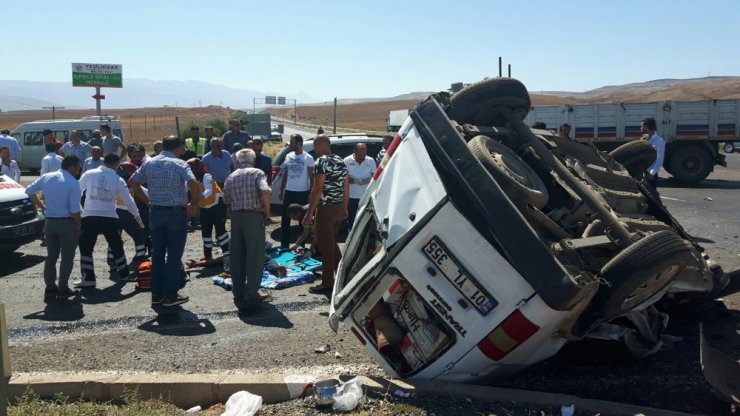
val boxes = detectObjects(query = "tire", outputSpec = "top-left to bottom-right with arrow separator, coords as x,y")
447,78 -> 531,126
608,140 -> 656,178
467,135 -> 548,209
667,145 -> 713,185
724,142 -> 735,153
595,230 -> 698,318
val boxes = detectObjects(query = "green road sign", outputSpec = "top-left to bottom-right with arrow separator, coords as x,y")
72,63 -> 123,88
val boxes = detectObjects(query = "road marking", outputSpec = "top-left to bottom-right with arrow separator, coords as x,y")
660,196 -> 686,202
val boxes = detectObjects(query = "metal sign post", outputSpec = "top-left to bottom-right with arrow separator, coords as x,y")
0,303 -> 11,416
71,63 -> 122,116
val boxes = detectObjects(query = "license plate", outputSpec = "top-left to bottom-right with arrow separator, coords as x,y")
422,236 -> 497,315
12,223 -> 37,237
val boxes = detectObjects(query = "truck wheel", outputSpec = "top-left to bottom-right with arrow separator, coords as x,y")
724,142 -> 735,153
608,140 -> 656,178
667,145 -> 713,185
467,135 -> 548,209
447,78 -> 531,126
595,230 -> 698,319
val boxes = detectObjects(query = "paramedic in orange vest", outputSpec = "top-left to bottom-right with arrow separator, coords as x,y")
184,126 -> 207,159
187,158 -> 230,275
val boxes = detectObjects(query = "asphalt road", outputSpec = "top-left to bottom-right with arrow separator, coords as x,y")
3,154 -> 739,414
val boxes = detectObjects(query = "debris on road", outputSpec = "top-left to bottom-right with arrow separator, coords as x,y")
222,390 -> 262,416
314,344 -> 330,354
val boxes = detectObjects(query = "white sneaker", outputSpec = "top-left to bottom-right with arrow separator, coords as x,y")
73,279 -> 96,288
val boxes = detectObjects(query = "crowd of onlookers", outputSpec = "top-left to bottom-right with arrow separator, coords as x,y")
1,119 -> 393,316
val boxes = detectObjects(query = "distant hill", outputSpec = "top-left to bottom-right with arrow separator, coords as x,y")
264,76 -> 740,132
0,79 -> 317,112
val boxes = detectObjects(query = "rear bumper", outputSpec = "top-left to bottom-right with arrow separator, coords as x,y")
0,212 -> 45,251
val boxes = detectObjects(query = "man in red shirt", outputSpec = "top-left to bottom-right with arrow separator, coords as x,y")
42,129 -> 63,154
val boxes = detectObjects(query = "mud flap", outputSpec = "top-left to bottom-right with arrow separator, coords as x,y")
700,323 -> 740,404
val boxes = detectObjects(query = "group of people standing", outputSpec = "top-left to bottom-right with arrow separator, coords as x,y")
10,116 -> 389,315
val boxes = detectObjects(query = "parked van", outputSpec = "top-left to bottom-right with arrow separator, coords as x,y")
10,115 -> 123,170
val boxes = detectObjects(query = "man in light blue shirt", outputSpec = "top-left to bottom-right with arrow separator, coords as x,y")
26,155 -> 83,300
40,142 -> 63,175
60,130 -> 92,163
0,129 -> 21,162
641,117 -> 665,189
201,137 -> 234,185
82,146 -> 104,173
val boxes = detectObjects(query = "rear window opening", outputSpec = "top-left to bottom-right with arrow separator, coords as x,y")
337,200 -> 384,293
352,273 -> 455,376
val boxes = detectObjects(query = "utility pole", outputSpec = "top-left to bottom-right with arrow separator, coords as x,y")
333,97 -> 337,134
1,303 -> 11,416
42,106 -> 65,121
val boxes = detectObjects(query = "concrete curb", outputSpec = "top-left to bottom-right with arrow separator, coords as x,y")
410,380 -> 700,416
8,373 -> 700,415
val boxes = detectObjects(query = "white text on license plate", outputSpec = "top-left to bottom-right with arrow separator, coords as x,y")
423,237 -> 496,315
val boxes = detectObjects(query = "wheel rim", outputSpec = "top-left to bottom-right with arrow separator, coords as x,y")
725,143 -> 734,153
681,156 -> 702,174
487,146 -> 537,188
620,264 -> 681,311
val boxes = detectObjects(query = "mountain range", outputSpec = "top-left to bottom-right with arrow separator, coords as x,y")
2,76 -> 740,112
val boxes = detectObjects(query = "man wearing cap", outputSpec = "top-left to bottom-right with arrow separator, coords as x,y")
100,124 -> 126,158
0,128 -> 21,162
223,119 -> 251,150
88,130 -> 102,148
42,129 -> 63,153
25,155 -> 83,300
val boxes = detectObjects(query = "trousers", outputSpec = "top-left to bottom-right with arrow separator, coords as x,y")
201,201 -> 230,271
315,203 -> 344,289
149,208 -> 188,298
43,218 -> 79,291
79,216 -> 128,281
230,211 -> 265,304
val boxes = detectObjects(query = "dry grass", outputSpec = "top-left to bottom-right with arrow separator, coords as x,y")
0,106 -> 233,149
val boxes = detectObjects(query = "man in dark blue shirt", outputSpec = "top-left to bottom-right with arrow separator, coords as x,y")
223,119 -> 251,150
250,138 -> 273,184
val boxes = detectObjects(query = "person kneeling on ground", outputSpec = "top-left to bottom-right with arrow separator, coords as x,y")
286,203 -> 318,255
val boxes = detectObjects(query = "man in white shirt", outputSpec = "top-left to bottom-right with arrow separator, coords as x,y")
75,153 -> 142,288
0,146 -> 21,182
278,134 -> 315,247
641,117 -> 665,189
344,143 -> 376,231
40,142 -> 63,175
0,129 -> 21,162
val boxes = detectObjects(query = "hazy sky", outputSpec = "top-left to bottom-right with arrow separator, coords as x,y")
4,0 -> 740,100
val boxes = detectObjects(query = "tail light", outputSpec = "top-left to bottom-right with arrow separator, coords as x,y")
350,326 -> 367,345
271,166 -> 281,179
477,310 -> 539,361
372,134 -> 402,180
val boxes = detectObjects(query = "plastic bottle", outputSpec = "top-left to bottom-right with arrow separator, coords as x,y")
212,276 -> 224,286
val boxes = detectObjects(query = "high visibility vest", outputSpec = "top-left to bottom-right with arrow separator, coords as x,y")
185,138 -> 207,156
199,180 -> 223,209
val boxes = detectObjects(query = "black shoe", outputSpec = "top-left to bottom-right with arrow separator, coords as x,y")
151,294 -> 163,305
308,285 -> 331,294
162,294 -> 189,307
56,289 -> 80,299
44,289 -> 58,301
237,301 -> 263,316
